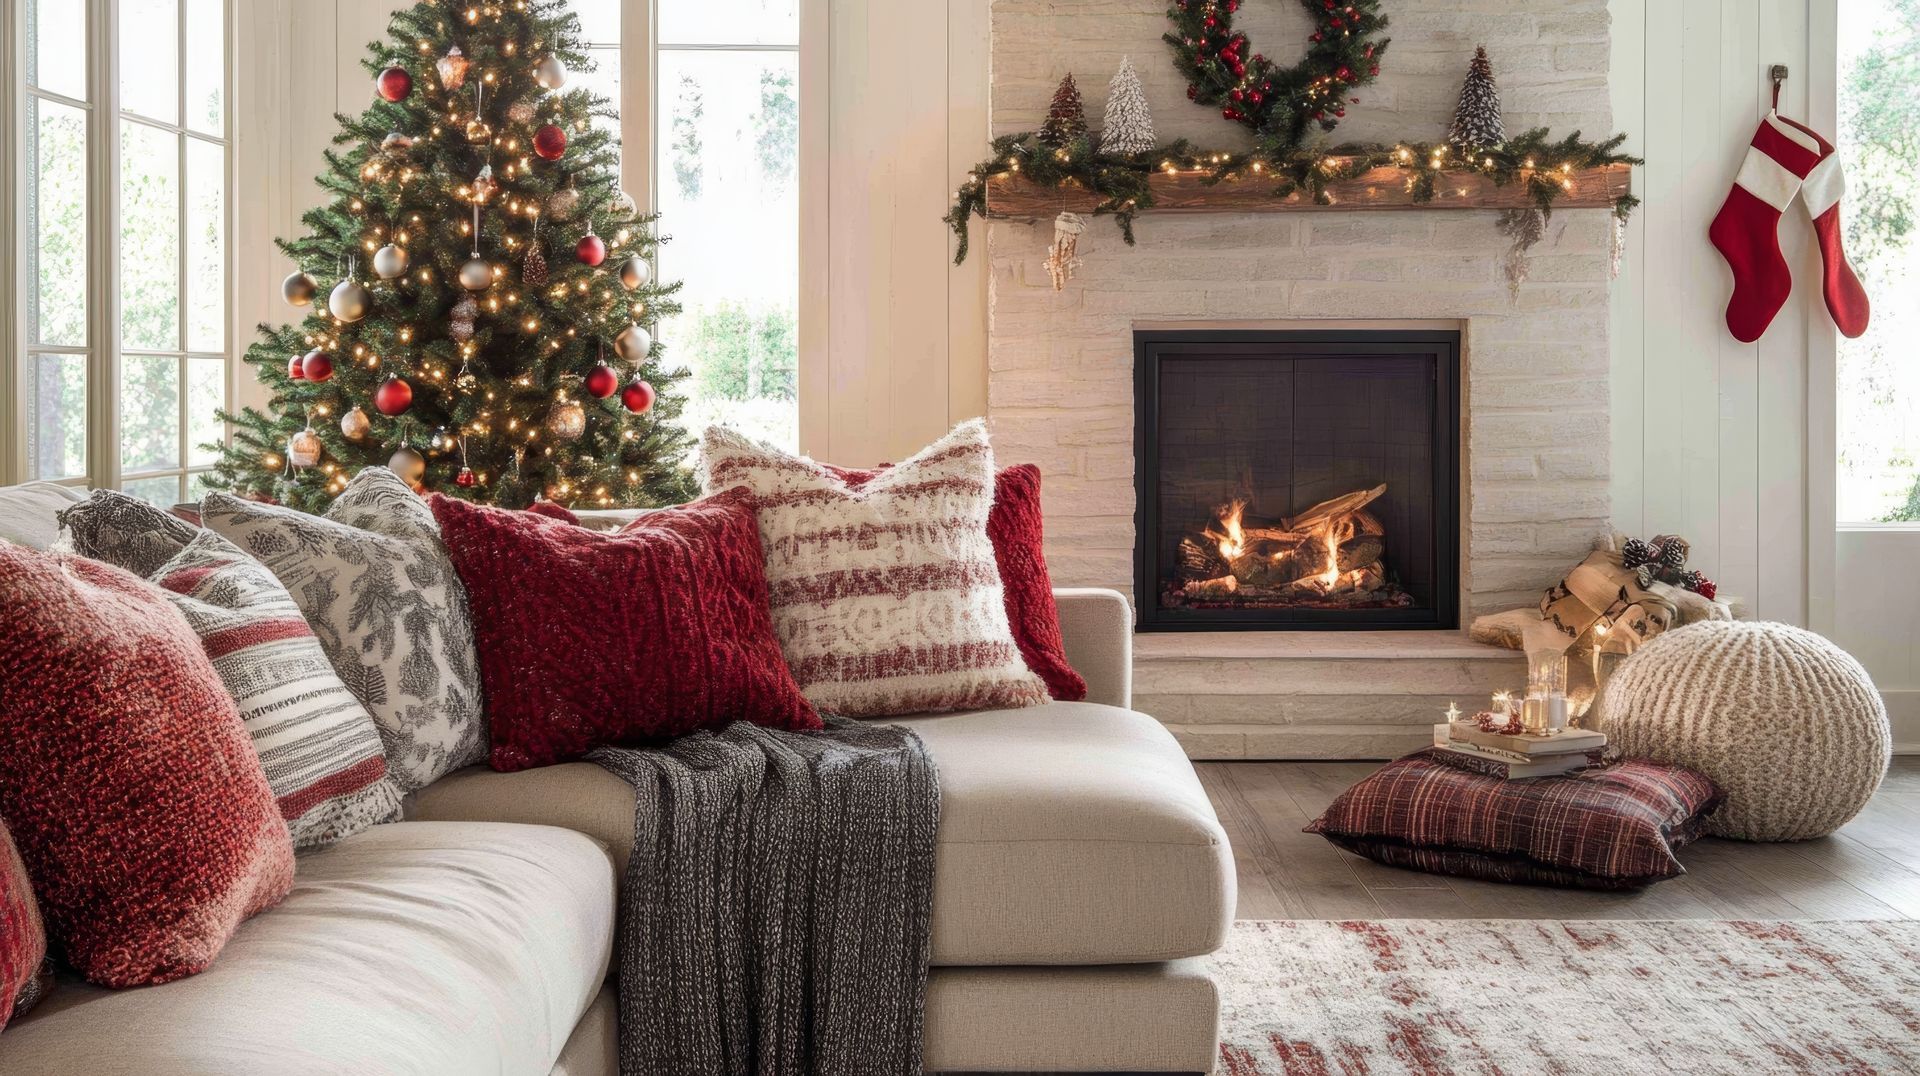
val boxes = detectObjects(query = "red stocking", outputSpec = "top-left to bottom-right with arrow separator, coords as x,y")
1708,115 -> 1823,342
1776,115 -> 1871,338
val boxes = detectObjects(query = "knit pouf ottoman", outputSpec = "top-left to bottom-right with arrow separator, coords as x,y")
1602,620 -> 1890,841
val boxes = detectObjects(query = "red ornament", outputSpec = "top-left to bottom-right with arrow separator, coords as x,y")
1330,17 -> 1343,29
1310,32 -> 1322,42
1203,14 -> 1217,28
455,467 -> 477,488
288,353 -> 306,380
1229,89 -> 1245,102
1369,63 -> 1380,75
533,124 -> 568,161
620,378 -> 656,414
376,65 -> 413,102
374,375 -> 413,417
584,362 -> 619,399
576,232 -> 607,266
1334,108 -> 1346,117
1335,65 -> 1353,80
301,349 -> 334,383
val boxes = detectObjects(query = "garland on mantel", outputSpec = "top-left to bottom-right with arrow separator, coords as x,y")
944,128 -> 1642,265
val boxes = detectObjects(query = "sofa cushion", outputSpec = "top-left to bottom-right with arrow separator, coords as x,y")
410,702 -> 1233,965
0,482 -> 84,550
1,822 -> 614,1075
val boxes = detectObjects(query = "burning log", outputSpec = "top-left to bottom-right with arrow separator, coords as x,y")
1188,485 -> 1392,596
1183,575 -> 1239,600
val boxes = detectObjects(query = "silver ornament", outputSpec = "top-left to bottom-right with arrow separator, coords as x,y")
546,185 -> 582,221
617,255 -> 651,291
388,446 -> 427,486
534,55 -> 568,90
544,398 -> 586,442
613,190 -> 638,216
282,270 -> 319,306
328,278 -> 371,322
372,243 -> 409,280
614,323 -> 652,363
288,428 -> 324,469
340,406 -> 372,443
459,256 -> 493,291
380,131 -> 415,158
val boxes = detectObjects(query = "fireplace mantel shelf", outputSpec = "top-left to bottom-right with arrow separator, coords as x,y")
985,161 -> 1632,219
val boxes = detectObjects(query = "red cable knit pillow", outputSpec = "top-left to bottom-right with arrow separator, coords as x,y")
430,490 -> 821,771
1,818 -> 49,1030
824,462 -> 1086,702
0,545 -> 294,987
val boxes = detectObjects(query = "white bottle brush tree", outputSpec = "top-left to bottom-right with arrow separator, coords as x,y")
1100,55 -> 1156,156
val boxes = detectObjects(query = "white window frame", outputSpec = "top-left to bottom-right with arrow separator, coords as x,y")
2,0 -> 237,498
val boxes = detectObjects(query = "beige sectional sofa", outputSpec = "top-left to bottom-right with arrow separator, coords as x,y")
0,481 -> 1235,1075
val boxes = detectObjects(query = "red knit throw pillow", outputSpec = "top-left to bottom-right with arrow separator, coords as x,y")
0,545 -> 294,987
824,462 -> 1086,701
430,491 -> 821,771
1,819 -> 48,1030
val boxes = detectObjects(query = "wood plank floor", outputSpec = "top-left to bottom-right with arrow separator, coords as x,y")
1199,756 -> 1920,920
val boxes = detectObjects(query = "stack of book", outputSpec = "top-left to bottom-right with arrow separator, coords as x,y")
1430,719 -> 1608,779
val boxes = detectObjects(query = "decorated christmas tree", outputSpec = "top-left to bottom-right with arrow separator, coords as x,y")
207,0 -> 697,513
1038,73 -> 1088,147
1447,45 -> 1505,149
1099,56 -> 1155,155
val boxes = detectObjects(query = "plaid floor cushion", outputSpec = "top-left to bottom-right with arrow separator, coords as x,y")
1306,749 -> 1723,890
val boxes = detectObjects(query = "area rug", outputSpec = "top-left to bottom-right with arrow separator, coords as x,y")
1214,919 -> 1920,1075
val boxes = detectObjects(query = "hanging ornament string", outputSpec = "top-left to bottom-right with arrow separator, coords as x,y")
1166,0 -> 1389,152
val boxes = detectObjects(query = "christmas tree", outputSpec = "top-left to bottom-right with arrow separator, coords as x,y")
1038,73 -> 1088,147
1099,56 -> 1155,156
1447,46 -> 1505,149
207,0 -> 697,513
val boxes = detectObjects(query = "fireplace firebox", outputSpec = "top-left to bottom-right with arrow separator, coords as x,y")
1134,329 -> 1460,631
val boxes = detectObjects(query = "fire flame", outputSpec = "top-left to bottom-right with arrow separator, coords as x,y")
1207,498 -> 1248,560
1318,526 -> 1342,588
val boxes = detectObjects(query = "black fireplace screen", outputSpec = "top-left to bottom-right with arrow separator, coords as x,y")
1134,330 -> 1459,631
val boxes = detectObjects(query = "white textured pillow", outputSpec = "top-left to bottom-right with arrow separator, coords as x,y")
700,419 -> 1049,717
201,467 -> 486,790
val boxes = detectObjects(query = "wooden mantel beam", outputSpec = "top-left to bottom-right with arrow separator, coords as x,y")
984,160 -> 1632,218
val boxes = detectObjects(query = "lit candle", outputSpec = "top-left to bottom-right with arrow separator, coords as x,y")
1444,702 -> 1462,723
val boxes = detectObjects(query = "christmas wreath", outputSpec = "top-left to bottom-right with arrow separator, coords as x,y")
1165,0 -> 1390,152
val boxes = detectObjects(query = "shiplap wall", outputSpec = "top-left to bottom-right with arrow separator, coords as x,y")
254,0 -> 989,464
1608,0 -> 1826,628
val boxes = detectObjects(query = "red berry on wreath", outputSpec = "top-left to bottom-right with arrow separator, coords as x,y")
374,375 -> 413,417
1334,108 -> 1346,117
584,362 -> 619,399
1330,17 -> 1343,28
376,65 -> 412,102
1249,91 -> 1263,104
533,124 -> 568,161
1230,88 -> 1245,102
576,232 -> 607,266
1203,14 -> 1217,27
1310,32 -> 1322,42
1370,63 -> 1380,75
1187,83 -> 1198,99
302,349 -> 334,383
1695,578 -> 1717,600
1227,0 -> 1239,9
621,378 -> 656,414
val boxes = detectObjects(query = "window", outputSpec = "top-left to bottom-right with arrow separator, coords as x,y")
14,0 -> 231,503
581,0 -> 799,451
1836,0 -> 1920,523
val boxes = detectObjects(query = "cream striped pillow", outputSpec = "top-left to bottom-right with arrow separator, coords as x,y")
700,420 -> 1049,718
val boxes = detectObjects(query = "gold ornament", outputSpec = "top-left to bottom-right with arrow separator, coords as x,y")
340,406 -> 372,443
546,183 -> 582,221
617,255 -> 650,291
436,45 -> 470,92
282,270 -> 318,306
544,397 -> 586,442
388,445 -> 427,487
288,428 -> 324,469
459,256 -> 492,291
372,243 -> 408,280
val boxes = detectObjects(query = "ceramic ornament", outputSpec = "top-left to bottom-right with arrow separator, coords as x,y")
288,427 -> 324,469
328,260 -> 371,322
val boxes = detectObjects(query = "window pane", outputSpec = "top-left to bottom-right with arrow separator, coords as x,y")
189,471 -> 225,502
188,357 -> 226,465
121,355 -> 181,471
1837,0 -> 1920,521
121,121 -> 181,350
183,0 -> 223,134
657,50 -> 799,452
26,354 -> 88,481
120,0 -> 180,124
123,474 -> 184,507
574,47 -> 622,144
186,138 -> 225,351
29,98 -> 88,347
573,0 -> 618,46
27,0 -> 88,100
660,0 -> 797,46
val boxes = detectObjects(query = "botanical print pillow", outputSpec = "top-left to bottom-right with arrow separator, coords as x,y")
700,419 -> 1050,718
61,491 -> 402,848
201,467 -> 486,790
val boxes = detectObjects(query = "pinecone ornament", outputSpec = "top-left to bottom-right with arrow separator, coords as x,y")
1621,537 -> 1653,570
449,295 -> 479,343
1447,45 -> 1505,149
1651,534 -> 1690,571
1039,73 -> 1088,147
522,238 -> 548,287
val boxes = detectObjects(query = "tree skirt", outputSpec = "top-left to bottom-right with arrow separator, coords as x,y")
1214,919 -> 1920,1075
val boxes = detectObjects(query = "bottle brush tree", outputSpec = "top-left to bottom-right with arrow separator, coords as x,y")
207,0 -> 697,512
1447,45 -> 1505,149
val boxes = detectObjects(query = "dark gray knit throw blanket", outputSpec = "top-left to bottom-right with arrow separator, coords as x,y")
589,716 -> 939,1076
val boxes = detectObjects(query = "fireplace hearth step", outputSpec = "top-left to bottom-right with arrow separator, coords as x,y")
1134,630 -> 1526,760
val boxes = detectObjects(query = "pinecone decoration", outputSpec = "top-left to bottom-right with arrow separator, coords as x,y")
1651,533 -> 1690,571
1447,46 -> 1505,149
1039,73 -> 1088,147
522,239 -> 548,287
1621,537 -> 1653,570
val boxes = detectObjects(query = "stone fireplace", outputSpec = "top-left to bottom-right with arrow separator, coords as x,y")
984,0 -> 1615,757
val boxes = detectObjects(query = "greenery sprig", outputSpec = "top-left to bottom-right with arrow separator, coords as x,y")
946,127 -> 1641,264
